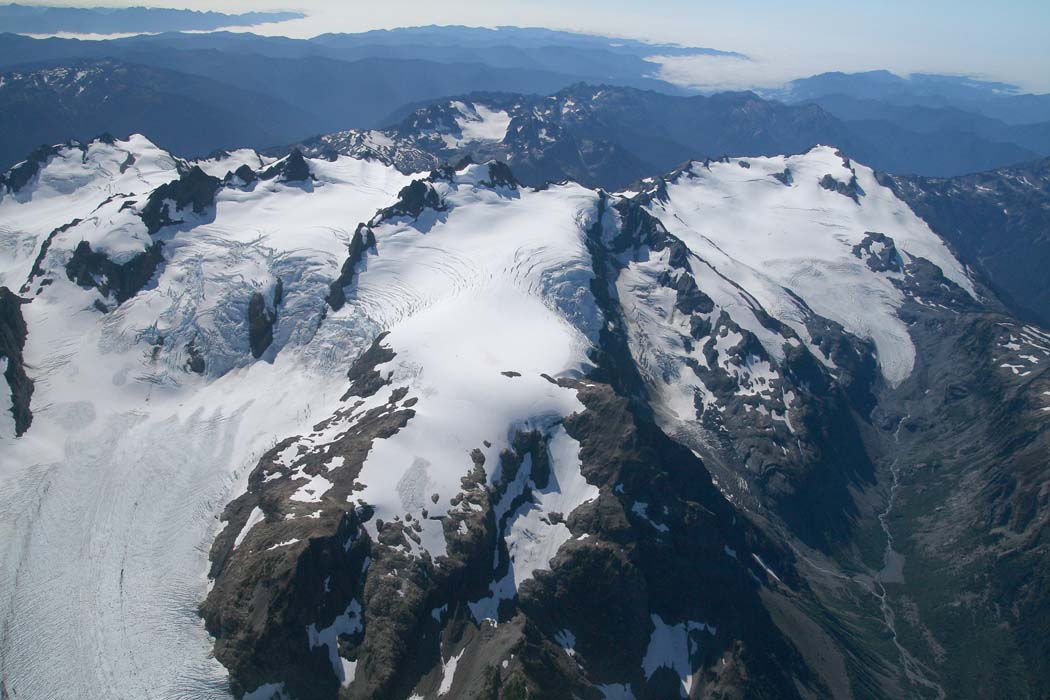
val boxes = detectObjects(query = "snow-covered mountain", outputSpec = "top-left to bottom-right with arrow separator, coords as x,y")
300,91 -> 1050,346
1,136 -> 1048,700
294,82 -> 1050,194
294,85 -> 850,190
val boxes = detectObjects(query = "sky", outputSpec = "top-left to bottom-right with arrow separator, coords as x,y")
16,0 -> 1050,92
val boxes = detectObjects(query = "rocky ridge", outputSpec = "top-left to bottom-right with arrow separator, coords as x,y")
0,137 -> 1047,700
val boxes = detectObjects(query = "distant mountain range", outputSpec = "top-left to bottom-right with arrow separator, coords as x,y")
0,26 -> 732,95
288,86 -> 1050,329
0,28 -> 728,168
0,60 -> 319,169
778,70 -> 1050,124
0,3 -> 304,34
774,70 -> 1050,175
296,86 -> 849,189
1,30 -> 1048,180
0,55 -> 603,167
300,83 -> 1050,187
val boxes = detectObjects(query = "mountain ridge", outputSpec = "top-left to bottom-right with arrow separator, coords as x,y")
1,135 -> 1047,699
4,31 -> 1048,179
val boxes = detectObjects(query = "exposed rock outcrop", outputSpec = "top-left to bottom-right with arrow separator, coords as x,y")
65,240 -> 164,305
140,165 -> 222,234
260,149 -> 313,183
327,225 -> 376,312
0,288 -> 33,436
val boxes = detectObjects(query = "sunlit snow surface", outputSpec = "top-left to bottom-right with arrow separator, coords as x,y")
350,165 -> 601,557
0,138 -> 413,698
0,134 -> 180,288
440,101 -> 513,149
0,138 -> 977,697
0,140 -> 605,697
640,147 -> 974,387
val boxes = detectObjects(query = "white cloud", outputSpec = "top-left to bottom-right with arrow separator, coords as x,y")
645,54 -> 789,93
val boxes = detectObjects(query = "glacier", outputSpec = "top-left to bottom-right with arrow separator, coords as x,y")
0,135 -> 989,698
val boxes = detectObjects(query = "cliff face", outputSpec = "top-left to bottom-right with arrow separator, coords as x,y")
0,287 -> 33,436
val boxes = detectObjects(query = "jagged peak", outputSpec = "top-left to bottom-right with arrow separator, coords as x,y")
1,132 -> 177,196
373,178 -> 446,223
259,148 -> 313,182
141,165 -> 222,234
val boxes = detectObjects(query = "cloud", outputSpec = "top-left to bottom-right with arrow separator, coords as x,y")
645,54 -> 795,93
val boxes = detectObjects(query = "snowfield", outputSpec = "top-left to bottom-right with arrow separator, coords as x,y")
0,138 -> 413,698
0,135 -> 180,289
349,166 -> 602,557
0,136 -> 978,698
441,102 -> 513,149
642,147 -> 975,386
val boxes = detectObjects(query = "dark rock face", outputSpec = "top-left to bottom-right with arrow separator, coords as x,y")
327,225 -> 377,311
896,256 -> 980,312
772,168 -> 793,185
248,281 -> 281,359
20,218 -> 82,295
64,240 -> 164,305
185,338 -> 206,374
483,161 -> 519,189
260,149 -> 312,182
140,165 -> 222,234
0,142 -> 68,193
226,163 -> 258,186
547,380 -> 815,698
819,172 -> 862,202
380,180 -> 445,221
851,231 -> 904,273
673,272 -> 714,315
0,288 -> 33,436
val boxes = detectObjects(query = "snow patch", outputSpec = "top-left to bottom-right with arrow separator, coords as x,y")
646,147 -> 975,386
437,648 -> 464,696
233,506 -> 266,549
307,600 -> 363,687
441,102 -> 512,149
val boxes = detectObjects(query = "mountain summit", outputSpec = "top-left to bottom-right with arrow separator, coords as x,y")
1,137 -> 1048,699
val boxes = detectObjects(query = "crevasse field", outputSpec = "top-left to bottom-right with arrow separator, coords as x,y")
0,136 -> 980,698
